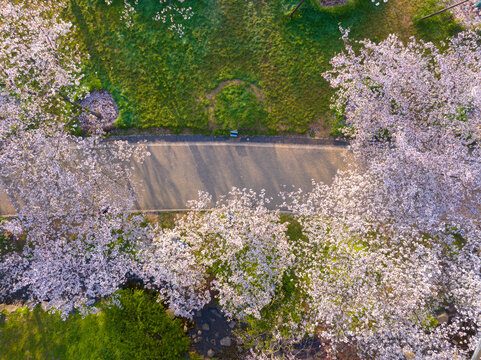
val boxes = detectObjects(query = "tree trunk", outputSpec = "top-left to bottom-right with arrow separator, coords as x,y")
289,0 -> 306,17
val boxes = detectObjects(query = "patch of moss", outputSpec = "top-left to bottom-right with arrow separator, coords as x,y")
213,83 -> 268,135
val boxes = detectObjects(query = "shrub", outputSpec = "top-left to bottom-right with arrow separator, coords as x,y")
100,289 -> 190,360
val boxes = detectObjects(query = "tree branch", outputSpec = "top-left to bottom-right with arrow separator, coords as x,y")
289,0 -> 306,17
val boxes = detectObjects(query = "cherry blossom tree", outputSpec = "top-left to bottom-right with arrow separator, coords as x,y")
139,225 -> 211,319
440,0 -> 481,28
0,0 -> 155,316
282,173 -> 480,359
237,29 -> 481,360
141,188 -> 293,320
0,99 -> 152,315
324,28 -> 481,234
273,29 -> 481,359
0,0 -> 85,120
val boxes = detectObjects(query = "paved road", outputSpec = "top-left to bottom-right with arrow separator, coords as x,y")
130,141 -> 349,211
0,140 -> 349,215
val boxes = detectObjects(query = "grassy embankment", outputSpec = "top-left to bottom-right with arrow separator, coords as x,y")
68,0 -> 460,136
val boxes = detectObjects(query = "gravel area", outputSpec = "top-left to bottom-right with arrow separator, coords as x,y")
187,304 -> 241,359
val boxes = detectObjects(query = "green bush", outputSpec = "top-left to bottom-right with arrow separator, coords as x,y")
0,289 -> 191,360
100,289 -> 190,360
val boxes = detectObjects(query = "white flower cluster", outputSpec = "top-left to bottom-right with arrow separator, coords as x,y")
78,90 -> 119,133
153,3 -> 193,38
175,188 -> 293,320
106,0 -> 193,37
243,348 -> 297,360
119,0 -> 137,28
371,0 -> 388,6
139,228 -> 211,319
0,0 -> 85,118
442,0 -> 481,28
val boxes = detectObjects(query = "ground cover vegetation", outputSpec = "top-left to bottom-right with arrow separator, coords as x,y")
68,0 -> 460,135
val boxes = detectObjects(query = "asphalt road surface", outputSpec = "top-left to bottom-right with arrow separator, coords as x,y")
130,141 -> 349,211
0,141 -> 349,215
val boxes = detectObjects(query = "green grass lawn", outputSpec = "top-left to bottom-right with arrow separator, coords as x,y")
0,289 -> 193,360
68,0 -> 461,136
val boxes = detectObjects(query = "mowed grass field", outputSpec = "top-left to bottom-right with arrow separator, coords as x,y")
68,0 -> 461,136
